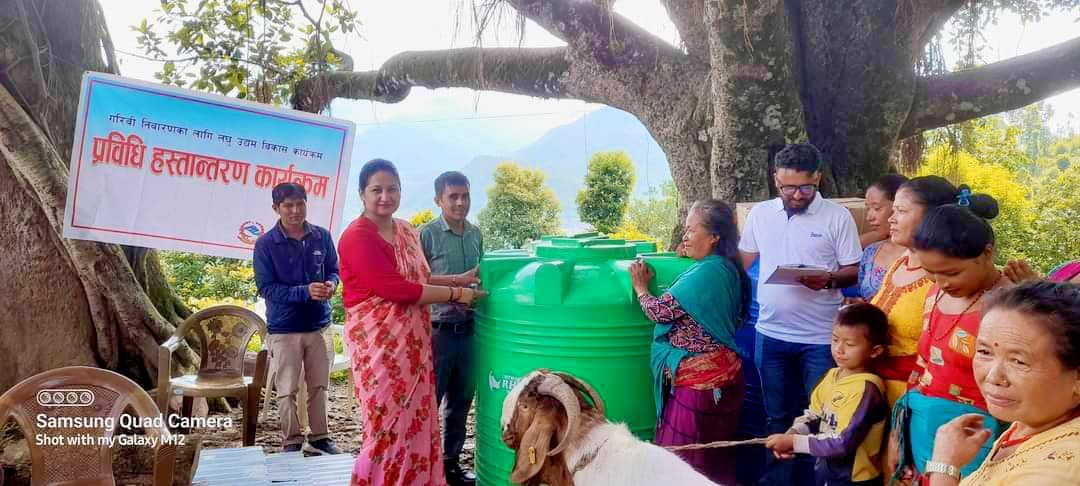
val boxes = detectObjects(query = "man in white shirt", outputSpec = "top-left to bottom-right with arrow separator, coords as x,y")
738,144 -> 862,486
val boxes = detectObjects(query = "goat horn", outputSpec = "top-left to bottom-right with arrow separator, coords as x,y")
553,372 -> 606,415
537,373 -> 579,457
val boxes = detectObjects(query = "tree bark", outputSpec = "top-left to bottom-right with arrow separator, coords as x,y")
293,47 -> 575,112
0,0 -> 195,391
294,0 -> 1080,235
126,246 -> 193,326
706,0 -> 804,203
785,0 -> 916,196
902,35 -> 1080,137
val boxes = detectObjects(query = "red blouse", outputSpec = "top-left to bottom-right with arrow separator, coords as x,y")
912,284 -> 988,410
337,217 -> 423,307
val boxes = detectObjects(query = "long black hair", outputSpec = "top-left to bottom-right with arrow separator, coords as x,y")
691,199 -> 753,325
871,174 -> 909,201
913,203 -> 997,259
901,177 -> 998,218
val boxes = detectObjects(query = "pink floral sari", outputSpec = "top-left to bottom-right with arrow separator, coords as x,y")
344,220 -> 446,486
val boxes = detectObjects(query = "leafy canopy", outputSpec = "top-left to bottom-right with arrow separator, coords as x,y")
478,162 -> 561,250
135,0 -> 360,105
615,181 -> 678,251
577,151 -> 636,234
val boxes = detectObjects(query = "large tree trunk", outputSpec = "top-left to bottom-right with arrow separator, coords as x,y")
0,0 -> 195,391
789,0 -> 917,195
707,0 -> 805,203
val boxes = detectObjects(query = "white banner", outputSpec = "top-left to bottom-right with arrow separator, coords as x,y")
62,73 -> 355,260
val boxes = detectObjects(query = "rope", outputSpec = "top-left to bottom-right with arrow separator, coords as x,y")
663,437 -> 769,451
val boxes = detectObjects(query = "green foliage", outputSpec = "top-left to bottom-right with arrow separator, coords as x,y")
920,113 -> 1080,273
160,252 -> 259,310
576,151 -> 636,234
1032,134 -> 1080,177
329,284 -> 345,324
1007,103 -> 1056,161
919,146 -> 1032,266
608,222 -> 663,250
135,0 -> 360,105
478,162 -> 561,250
925,116 -> 1032,175
410,209 -> 436,227
163,250 -> 348,323
622,181 -> 679,251
1026,164 -> 1080,272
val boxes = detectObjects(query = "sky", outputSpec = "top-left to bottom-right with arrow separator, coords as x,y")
99,0 -> 1079,147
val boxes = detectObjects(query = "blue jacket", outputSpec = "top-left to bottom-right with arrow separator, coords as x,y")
253,221 -> 339,334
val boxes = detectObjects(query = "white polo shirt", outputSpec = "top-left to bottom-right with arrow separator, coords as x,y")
738,194 -> 862,344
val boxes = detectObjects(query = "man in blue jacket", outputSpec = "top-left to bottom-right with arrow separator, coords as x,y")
253,182 -> 341,455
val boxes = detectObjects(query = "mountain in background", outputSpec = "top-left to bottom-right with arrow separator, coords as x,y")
342,107 -> 671,229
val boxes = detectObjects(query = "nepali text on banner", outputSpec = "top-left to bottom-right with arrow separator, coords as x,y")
62,72 -> 356,260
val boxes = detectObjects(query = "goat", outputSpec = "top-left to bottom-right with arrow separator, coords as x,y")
501,369 -> 719,486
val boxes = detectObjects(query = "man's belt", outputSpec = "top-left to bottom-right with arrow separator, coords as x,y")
432,320 -> 474,334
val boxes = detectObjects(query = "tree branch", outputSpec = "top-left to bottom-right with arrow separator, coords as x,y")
902,36 -> 1080,137
113,48 -> 289,76
292,46 -> 572,113
905,0 -> 968,61
507,0 -> 683,66
660,0 -> 707,60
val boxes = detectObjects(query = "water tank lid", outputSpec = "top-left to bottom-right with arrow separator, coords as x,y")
534,238 -> 637,260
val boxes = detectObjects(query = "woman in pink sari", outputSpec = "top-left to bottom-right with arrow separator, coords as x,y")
338,159 -> 486,486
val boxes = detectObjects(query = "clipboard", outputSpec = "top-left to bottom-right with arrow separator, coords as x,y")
764,264 -> 829,285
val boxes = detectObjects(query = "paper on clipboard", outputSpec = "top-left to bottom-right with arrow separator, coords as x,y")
765,264 -> 830,285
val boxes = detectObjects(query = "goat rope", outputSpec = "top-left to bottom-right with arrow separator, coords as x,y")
663,437 -> 769,451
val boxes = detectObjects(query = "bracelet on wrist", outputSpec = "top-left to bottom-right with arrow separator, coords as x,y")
925,461 -> 961,480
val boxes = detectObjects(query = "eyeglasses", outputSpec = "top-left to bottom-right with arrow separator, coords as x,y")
778,184 -> 817,196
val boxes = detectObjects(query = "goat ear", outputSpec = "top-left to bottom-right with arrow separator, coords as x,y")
509,412 -> 556,484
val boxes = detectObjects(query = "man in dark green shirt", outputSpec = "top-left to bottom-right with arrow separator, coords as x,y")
419,171 -> 483,486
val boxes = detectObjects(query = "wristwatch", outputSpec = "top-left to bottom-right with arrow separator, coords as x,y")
823,272 -> 835,289
925,461 -> 961,481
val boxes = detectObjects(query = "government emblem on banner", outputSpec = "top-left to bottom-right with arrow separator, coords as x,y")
238,221 -> 265,245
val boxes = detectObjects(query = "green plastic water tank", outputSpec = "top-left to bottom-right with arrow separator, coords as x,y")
473,237 -> 692,486
484,249 -> 531,258
627,239 -> 660,254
